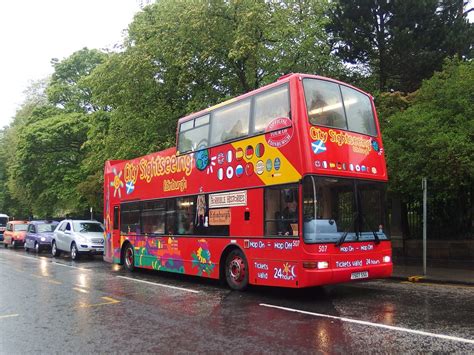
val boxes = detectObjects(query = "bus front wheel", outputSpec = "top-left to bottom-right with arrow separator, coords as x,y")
123,244 -> 135,272
225,249 -> 249,291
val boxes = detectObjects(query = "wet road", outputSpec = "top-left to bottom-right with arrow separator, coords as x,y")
0,247 -> 473,353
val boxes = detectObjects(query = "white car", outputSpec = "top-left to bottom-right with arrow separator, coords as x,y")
51,220 -> 104,260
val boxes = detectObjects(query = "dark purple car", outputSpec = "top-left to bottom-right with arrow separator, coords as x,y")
24,220 -> 59,253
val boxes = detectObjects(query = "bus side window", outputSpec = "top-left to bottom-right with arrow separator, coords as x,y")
142,200 -> 165,235
120,202 -> 141,234
253,85 -> 290,133
211,99 -> 250,145
264,184 -> 299,236
176,197 -> 195,235
165,200 -> 176,235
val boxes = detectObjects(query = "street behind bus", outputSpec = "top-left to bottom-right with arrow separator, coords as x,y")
0,247 -> 473,353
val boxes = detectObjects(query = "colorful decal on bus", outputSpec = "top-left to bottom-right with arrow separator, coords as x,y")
191,239 -> 215,276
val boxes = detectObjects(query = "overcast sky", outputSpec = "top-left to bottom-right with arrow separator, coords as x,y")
0,0 -> 143,128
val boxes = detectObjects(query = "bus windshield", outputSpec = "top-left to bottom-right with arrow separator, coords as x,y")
302,176 -> 388,244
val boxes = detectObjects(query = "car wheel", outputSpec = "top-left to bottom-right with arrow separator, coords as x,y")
71,242 -> 80,261
123,244 -> 135,272
34,242 -> 40,253
4,242 -> 7,248
51,241 -> 60,257
225,249 -> 249,291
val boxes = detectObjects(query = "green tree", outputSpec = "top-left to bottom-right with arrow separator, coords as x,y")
47,48 -> 107,113
0,79 -> 50,217
384,58 -> 473,237
327,0 -> 473,92
13,113 -> 90,216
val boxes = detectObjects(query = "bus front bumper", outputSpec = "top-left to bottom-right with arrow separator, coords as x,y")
299,263 -> 393,287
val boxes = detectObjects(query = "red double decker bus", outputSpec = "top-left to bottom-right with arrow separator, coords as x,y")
104,73 -> 392,290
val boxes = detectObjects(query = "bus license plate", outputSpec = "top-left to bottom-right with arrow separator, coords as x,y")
351,271 -> 368,280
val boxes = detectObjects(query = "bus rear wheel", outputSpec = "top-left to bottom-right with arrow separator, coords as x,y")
225,249 -> 248,291
123,244 -> 135,272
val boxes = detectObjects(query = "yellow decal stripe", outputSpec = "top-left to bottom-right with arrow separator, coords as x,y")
232,136 -> 301,186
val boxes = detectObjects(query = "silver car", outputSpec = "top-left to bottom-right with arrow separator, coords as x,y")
51,220 -> 105,260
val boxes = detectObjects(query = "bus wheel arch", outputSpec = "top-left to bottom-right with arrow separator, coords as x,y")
220,245 -> 249,291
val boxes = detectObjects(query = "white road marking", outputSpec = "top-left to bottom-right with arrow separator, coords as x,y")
6,253 -> 40,262
4,253 -> 92,271
51,261 -> 91,271
117,275 -> 200,294
0,314 -> 19,319
259,303 -> 474,345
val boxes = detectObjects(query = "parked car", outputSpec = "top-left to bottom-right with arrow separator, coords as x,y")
24,220 -> 59,253
3,220 -> 29,248
51,220 -> 104,260
0,213 -> 9,242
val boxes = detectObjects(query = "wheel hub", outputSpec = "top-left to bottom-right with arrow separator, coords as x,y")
229,257 -> 245,283
126,248 -> 133,267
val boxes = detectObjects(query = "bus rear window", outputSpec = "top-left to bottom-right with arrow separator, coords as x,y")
303,79 -> 377,136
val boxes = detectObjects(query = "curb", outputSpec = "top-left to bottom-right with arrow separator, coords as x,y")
390,275 -> 474,287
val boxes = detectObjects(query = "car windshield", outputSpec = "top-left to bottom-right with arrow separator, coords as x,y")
302,176 -> 388,244
0,218 -> 8,226
14,224 -> 28,231
73,222 -> 104,233
37,224 -> 57,233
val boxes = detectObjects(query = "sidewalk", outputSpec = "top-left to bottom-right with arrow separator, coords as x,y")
391,262 -> 474,286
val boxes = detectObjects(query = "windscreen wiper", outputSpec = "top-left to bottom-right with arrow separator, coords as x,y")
336,212 -> 358,247
335,230 -> 350,247
360,213 -> 380,245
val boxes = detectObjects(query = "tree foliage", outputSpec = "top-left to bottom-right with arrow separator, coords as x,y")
327,0 -> 473,92
47,48 -> 107,113
384,58 -> 473,235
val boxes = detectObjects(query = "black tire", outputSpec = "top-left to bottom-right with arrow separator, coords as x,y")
4,242 -> 7,248
70,242 -> 80,261
225,249 -> 249,291
123,243 -> 135,272
51,241 -> 60,257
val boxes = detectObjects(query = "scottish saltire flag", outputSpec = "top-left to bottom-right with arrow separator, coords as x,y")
126,181 -> 135,194
312,140 -> 327,154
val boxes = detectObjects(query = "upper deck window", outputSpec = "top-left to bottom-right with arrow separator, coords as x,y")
303,79 -> 377,136
177,84 -> 291,153
211,99 -> 251,145
253,85 -> 290,133
178,114 -> 210,153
